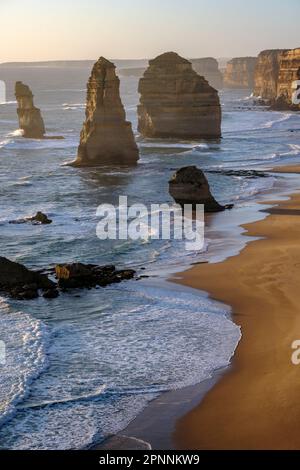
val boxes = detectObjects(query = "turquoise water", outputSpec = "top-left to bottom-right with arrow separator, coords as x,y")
0,64 -> 299,449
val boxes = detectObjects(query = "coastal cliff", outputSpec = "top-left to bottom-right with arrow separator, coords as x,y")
190,58 -> 223,89
73,57 -> 139,166
275,48 -> 300,109
223,57 -> 257,89
253,49 -> 287,101
15,81 -> 45,138
138,52 -> 221,139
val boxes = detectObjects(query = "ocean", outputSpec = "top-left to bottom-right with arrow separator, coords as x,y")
0,63 -> 299,449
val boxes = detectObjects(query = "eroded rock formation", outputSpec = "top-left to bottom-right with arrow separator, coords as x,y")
169,166 -> 232,212
138,52 -> 221,139
275,48 -> 300,110
253,50 -> 287,101
223,57 -> 257,88
15,81 -> 45,138
191,58 -> 223,89
73,57 -> 139,166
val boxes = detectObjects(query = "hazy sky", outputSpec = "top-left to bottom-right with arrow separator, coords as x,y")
1,0 -> 299,62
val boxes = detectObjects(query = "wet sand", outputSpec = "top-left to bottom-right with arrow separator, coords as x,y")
174,170 -> 300,449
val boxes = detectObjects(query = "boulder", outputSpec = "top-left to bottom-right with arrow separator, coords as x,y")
72,57 -> 139,166
138,52 -> 221,139
15,81 -> 45,138
0,257 -> 55,299
9,211 -> 52,225
169,166 -> 232,212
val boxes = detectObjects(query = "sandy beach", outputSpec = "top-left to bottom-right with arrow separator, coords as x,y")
174,166 -> 300,450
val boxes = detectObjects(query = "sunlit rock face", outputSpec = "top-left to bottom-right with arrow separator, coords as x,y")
275,48 -> 300,110
74,57 -> 139,166
253,50 -> 287,101
15,81 -> 45,138
138,52 -> 221,139
191,58 -> 223,90
223,57 -> 257,89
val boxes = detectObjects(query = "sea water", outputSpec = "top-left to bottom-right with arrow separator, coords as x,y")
0,64 -> 299,449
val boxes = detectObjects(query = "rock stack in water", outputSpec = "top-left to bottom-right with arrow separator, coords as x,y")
191,58 -> 223,90
73,57 -> 139,166
275,48 -> 300,110
169,166 -> 229,212
15,81 -> 45,138
223,57 -> 257,89
138,52 -> 221,139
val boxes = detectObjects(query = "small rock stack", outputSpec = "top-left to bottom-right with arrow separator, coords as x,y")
15,81 -> 45,138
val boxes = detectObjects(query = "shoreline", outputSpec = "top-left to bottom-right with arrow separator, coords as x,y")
94,164 -> 300,451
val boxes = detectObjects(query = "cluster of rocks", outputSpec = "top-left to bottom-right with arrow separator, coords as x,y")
223,57 -> 257,89
0,257 -> 136,301
15,81 -> 45,138
138,52 -> 221,139
169,166 -> 233,212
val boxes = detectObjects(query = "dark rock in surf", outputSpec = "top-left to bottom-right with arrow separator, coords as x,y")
55,263 -> 136,289
169,166 -> 233,212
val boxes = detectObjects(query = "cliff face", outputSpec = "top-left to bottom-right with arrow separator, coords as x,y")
138,52 -> 221,139
253,49 -> 287,100
74,57 -> 139,166
190,58 -> 223,89
223,57 -> 257,88
15,81 -> 45,138
276,48 -> 300,109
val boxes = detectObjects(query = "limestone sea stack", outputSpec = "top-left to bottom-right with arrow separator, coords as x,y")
73,57 -> 139,166
169,166 -> 230,212
223,57 -> 257,89
253,50 -> 287,101
15,81 -> 45,138
138,52 -> 221,139
191,58 -> 223,89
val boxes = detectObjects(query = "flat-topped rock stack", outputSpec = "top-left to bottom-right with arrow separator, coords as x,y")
276,48 -> 300,110
73,57 -> 139,166
223,57 -> 257,89
15,81 -> 45,138
137,52 -> 221,139
191,57 -> 223,90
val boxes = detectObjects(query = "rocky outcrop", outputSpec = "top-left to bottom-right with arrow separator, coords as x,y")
191,58 -> 223,89
55,263 -> 135,288
9,211 -> 52,225
73,57 -> 139,166
138,52 -> 221,139
223,57 -> 257,88
15,81 -> 45,138
253,50 -> 287,100
275,48 -> 300,110
0,257 -> 55,300
169,166 -> 232,212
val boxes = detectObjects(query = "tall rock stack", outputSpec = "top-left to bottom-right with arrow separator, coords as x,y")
137,52 -> 221,139
74,57 -> 139,166
276,48 -> 300,110
191,58 -> 223,90
223,57 -> 257,89
15,81 -> 45,138
253,50 -> 287,101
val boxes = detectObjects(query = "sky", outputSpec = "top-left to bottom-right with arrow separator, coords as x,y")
0,0 -> 300,62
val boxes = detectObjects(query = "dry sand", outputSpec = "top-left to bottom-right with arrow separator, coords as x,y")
174,169 -> 300,450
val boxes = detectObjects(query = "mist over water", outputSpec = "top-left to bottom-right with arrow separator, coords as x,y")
0,65 -> 299,449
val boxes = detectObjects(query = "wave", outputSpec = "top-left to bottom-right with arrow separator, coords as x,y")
263,112 -> 293,129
